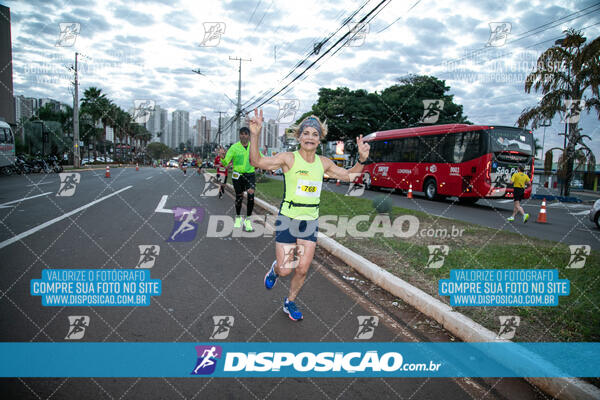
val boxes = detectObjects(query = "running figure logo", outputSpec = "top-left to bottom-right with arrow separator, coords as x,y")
199,22 -> 226,47
487,22 -> 511,47
566,245 -> 590,269
133,100 -> 155,124
191,345 -> 222,375
201,174 -> 221,197
420,100 -> 444,124
282,244 -> 305,269
496,316 -> 520,340
56,173 -> 81,197
136,245 -> 160,268
562,100 -> 585,123
491,173 -> 509,189
345,173 -> 365,197
209,316 -> 234,340
65,316 -> 89,340
56,23 -> 80,47
277,99 -> 300,124
354,316 -> 379,340
426,245 -> 449,269
168,207 -> 204,242
345,21 -> 369,47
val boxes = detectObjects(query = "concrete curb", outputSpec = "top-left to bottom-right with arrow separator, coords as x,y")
248,191 -> 600,400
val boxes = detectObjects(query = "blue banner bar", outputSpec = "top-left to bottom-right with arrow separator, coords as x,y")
0,343 -> 598,377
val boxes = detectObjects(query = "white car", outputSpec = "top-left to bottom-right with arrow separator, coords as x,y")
167,159 -> 179,168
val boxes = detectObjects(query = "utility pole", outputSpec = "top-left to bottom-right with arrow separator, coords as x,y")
229,56 -> 251,134
214,111 -> 225,145
73,52 -> 80,168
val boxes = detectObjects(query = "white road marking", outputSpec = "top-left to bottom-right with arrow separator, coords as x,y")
570,210 -> 590,216
0,192 -> 53,208
145,176 -> 152,180
0,186 -> 133,250
497,199 -> 512,203
547,202 -> 588,208
155,195 -> 173,214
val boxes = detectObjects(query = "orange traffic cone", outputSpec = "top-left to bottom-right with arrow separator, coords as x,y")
536,198 -> 547,223
105,165 -> 110,178
407,183 -> 413,199
336,180 -> 340,186
136,163 -> 139,171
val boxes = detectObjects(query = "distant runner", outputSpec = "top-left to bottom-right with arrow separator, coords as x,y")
214,146 -> 228,199
507,165 -> 531,223
249,109 -> 370,321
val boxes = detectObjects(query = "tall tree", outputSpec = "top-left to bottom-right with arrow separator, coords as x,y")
80,87 -> 110,158
302,75 -> 470,142
517,29 -> 599,196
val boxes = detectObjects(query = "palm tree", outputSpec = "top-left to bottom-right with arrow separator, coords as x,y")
112,107 -> 131,162
80,87 -> 109,159
517,29 -> 600,196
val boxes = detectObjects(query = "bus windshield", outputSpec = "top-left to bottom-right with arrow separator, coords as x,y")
489,128 -> 533,154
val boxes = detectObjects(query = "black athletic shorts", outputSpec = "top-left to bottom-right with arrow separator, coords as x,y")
232,172 -> 255,194
216,172 -> 228,185
513,187 -> 525,202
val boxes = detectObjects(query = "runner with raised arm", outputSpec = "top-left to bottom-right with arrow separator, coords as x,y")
249,109 -> 370,321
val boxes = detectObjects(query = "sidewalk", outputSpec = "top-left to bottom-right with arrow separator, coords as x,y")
532,185 -> 591,203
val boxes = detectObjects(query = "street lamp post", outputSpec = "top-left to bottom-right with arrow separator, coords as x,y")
540,120 -> 551,158
73,52 -> 80,168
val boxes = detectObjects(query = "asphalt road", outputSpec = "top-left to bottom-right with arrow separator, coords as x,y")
0,168 -> 551,399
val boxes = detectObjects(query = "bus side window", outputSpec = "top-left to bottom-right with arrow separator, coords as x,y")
437,134 -> 453,163
405,137 -> 417,162
420,135 -> 436,163
452,131 -> 466,163
381,140 -> 393,162
370,141 -> 383,163
462,131 -> 482,161
391,139 -> 401,162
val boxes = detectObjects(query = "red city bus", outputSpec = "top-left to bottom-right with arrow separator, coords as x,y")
360,124 -> 535,203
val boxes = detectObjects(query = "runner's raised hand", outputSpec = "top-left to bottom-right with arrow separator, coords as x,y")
356,135 -> 370,163
249,109 -> 263,136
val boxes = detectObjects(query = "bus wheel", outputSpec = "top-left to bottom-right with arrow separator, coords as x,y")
424,179 -> 438,200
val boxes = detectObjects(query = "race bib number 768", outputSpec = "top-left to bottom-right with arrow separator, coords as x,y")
296,179 -> 322,197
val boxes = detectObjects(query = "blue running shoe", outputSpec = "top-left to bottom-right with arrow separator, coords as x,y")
283,297 -> 303,321
264,260 -> 278,290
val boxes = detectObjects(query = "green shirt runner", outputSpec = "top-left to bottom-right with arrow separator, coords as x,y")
223,141 -> 255,174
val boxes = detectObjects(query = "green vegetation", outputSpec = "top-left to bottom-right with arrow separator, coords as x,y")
256,177 -> 599,341
294,75 -> 470,141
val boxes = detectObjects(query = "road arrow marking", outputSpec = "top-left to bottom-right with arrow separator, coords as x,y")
155,195 -> 173,214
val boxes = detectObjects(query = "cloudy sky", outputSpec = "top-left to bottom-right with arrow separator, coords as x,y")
5,0 -> 600,157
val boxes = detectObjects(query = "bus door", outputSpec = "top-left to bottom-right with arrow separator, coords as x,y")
373,164 -> 391,187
